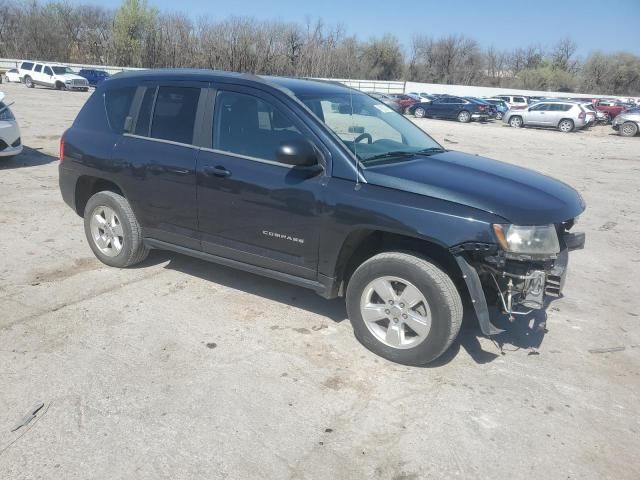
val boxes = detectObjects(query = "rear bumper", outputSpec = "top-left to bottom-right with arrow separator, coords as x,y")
471,113 -> 489,120
59,164 -> 79,212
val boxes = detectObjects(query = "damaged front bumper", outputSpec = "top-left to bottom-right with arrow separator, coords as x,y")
452,230 -> 585,336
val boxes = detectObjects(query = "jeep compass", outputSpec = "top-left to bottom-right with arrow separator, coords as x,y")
58,70 -> 586,365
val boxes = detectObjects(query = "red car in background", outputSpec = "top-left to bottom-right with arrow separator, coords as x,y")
592,99 -> 627,122
388,94 -> 419,113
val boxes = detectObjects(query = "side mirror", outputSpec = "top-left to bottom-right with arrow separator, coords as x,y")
276,139 -> 318,168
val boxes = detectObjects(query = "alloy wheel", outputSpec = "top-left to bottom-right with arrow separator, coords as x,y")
89,205 -> 124,257
359,276 -> 432,349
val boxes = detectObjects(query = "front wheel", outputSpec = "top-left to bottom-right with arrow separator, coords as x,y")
346,252 -> 463,366
83,191 -> 149,268
24,76 -> 34,88
558,119 -> 574,133
457,110 -> 471,123
620,121 -> 638,137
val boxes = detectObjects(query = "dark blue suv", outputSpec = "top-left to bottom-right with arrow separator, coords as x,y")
78,69 -> 110,87
58,70 -> 585,365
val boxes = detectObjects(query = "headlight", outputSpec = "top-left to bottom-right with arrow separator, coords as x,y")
0,103 -> 15,121
492,224 -> 560,256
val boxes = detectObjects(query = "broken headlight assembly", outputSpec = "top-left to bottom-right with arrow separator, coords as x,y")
492,224 -> 560,259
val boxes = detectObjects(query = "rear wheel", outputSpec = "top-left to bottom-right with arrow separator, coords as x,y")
24,76 -> 34,88
509,115 -> 523,128
414,107 -> 426,118
83,191 -> 149,268
558,119 -> 574,133
457,110 -> 471,123
620,121 -> 638,137
346,252 -> 463,366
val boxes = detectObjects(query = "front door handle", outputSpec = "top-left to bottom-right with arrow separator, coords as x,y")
203,165 -> 231,177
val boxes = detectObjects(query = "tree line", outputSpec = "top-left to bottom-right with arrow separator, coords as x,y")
1,0 -> 639,96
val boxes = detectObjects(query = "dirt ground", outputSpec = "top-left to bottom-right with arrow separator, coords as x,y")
1,81 -> 639,480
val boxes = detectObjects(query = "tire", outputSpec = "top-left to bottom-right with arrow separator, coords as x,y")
414,107 -> 426,118
457,110 -> 471,123
558,119 -> 574,133
620,121 -> 638,137
346,252 -> 463,366
83,191 -> 149,268
24,76 -> 34,88
55,82 -> 65,90
509,115 -> 523,128
496,112 -> 503,120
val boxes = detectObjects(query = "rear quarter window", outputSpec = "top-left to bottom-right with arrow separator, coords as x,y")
104,86 -> 137,133
20,62 -> 34,70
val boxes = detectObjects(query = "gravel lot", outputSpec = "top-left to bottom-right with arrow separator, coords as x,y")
1,81 -> 639,480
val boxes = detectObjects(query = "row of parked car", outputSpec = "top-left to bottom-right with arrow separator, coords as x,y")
2,61 -> 110,90
367,91 -> 639,136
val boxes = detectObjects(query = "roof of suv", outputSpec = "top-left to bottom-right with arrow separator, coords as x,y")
109,69 -> 352,96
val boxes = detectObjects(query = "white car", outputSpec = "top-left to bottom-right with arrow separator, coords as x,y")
18,61 -> 89,91
0,92 -> 23,159
496,95 -> 529,109
4,69 -> 21,83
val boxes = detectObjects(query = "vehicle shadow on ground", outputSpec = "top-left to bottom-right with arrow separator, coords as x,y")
429,302 -> 550,367
0,146 -> 57,170
140,250 -> 551,366
142,250 -> 348,322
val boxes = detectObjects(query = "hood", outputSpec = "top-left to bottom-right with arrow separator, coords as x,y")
364,151 -> 585,225
55,73 -> 85,81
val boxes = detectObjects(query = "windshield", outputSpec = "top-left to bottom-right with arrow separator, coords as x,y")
52,66 -> 75,75
292,90 -> 443,164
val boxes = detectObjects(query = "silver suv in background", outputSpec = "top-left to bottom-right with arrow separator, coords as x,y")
503,101 -> 588,133
612,106 -> 640,137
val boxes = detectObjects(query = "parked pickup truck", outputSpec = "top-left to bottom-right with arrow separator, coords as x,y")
58,70 -> 586,365
592,99 -> 627,122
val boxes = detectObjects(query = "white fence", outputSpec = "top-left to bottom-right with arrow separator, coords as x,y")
0,58 -> 142,75
1,57 -> 632,100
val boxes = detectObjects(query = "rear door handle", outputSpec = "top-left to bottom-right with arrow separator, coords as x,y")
203,165 -> 231,177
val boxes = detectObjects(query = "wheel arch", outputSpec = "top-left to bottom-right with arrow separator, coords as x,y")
333,228 -> 465,297
74,175 -> 125,216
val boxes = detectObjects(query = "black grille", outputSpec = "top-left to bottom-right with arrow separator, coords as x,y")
11,137 -> 21,147
0,139 -> 8,150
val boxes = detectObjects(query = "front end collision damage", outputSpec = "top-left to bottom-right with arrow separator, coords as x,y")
450,226 -> 585,337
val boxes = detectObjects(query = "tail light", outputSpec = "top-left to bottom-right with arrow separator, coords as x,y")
479,105 -> 486,111
578,112 -> 586,119
59,133 -> 65,162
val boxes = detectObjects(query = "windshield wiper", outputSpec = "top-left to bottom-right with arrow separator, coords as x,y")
363,147 -> 445,163
363,151 -> 420,162
416,147 -> 446,155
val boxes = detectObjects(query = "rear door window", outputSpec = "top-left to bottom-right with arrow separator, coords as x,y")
34,64 -> 42,73
134,87 -> 156,137
44,66 -> 53,76
530,103 -> 549,111
104,86 -> 137,133
149,86 -> 201,144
